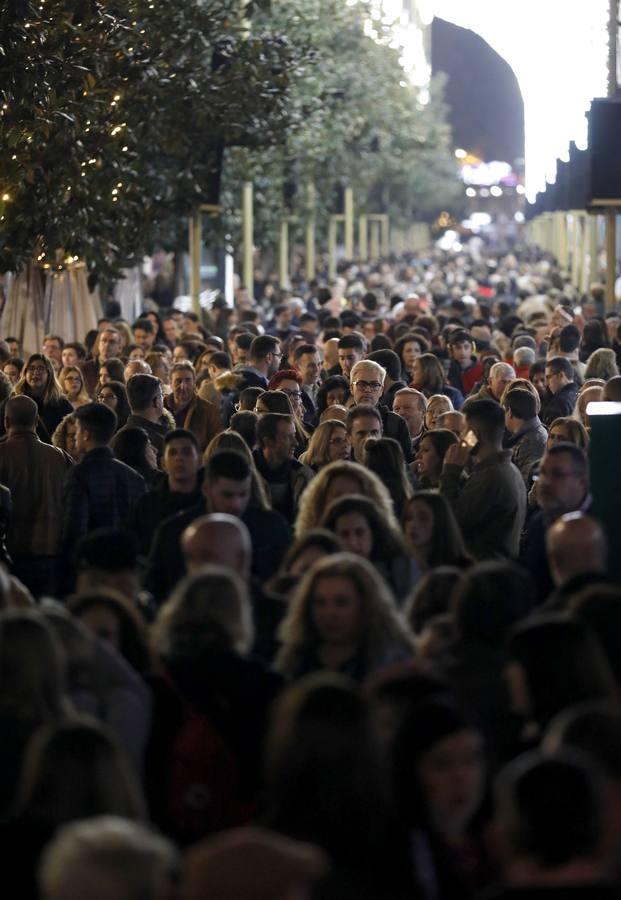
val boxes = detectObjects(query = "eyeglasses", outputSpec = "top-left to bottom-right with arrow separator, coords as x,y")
98,393 -> 116,402
282,389 -> 302,399
27,365 -> 47,374
353,380 -> 382,391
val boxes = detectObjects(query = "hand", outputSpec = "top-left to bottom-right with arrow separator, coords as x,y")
443,442 -> 471,469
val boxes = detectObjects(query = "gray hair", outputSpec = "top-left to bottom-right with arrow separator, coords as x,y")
490,362 -> 516,380
513,347 -> 536,367
39,816 -> 179,900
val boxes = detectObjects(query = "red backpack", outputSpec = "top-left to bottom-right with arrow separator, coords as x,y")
166,703 -> 253,843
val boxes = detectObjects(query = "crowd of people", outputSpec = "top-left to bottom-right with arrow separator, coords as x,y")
0,242 -> 621,899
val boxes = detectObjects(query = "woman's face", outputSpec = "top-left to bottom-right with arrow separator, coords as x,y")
25,359 -> 49,393
310,575 -> 362,648
547,423 -> 569,448
412,359 -> 424,386
129,346 -> 145,361
3,363 -> 20,385
327,426 -> 350,462
327,388 -> 347,407
425,400 -> 450,430
416,437 -> 441,482
279,379 -> 304,418
325,474 -> 363,506
402,341 -> 422,370
334,511 -> 373,558
63,371 -> 83,398
417,729 -> 485,840
99,368 -> 112,386
403,499 -> 435,547
97,387 -> 118,410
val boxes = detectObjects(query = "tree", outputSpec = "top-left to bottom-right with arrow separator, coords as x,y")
0,0 -> 307,283
220,0 -> 462,257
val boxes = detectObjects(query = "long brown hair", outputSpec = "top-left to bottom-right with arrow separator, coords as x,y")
15,353 -> 64,405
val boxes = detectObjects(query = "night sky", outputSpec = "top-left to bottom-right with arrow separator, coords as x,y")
431,18 -> 525,165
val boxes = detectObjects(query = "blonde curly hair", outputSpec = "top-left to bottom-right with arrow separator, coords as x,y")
294,460 -> 397,537
275,553 -> 414,679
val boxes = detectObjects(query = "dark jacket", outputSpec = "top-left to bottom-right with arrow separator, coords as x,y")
144,500 -> 292,605
61,446 -> 146,580
379,406 -> 415,463
505,417 -> 548,487
129,475 -> 204,556
115,414 -> 170,458
253,451 -> 314,524
441,450 -> 527,560
540,381 -> 579,427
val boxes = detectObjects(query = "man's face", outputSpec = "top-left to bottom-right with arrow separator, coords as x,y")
183,316 -> 200,334
164,438 -> 200,483
490,370 -> 514,400
537,451 -> 588,516
61,347 -> 80,368
163,319 -> 178,344
171,370 -> 195,407
266,420 -> 297,464
42,339 -> 62,364
99,330 -> 121,360
266,345 -> 283,377
297,352 -> 320,385
351,368 -> 383,407
392,395 -> 424,437
134,328 -> 155,351
338,347 -> 362,378
450,341 -> 472,370
545,366 -> 567,396
235,343 -> 249,365
7,340 -> 20,358
204,476 -> 251,517
348,414 -> 382,462
74,420 -> 90,455
277,308 -> 293,329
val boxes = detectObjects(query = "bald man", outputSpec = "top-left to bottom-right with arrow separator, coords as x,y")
181,512 -> 284,662
545,512 -> 609,609
182,514 -> 252,581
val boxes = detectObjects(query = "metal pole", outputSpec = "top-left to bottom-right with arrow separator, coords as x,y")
305,182 -> 316,282
370,221 -> 380,260
242,181 -> 254,301
192,209 -> 202,316
590,214 -> 600,285
279,219 -> 290,290
381,215 -> 390,256
606,0 -> 617,309
606,210 -> 617,310
344,186 -> 354,259
328,217 -> 337,280
359,215 -> 368,261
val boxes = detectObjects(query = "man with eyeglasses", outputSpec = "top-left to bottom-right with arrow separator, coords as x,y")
236,335 -> 283,390
349,359 -> 413,463
521,443 -> 592,602
268,369 -> 315,429
82,327 -> 123,397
